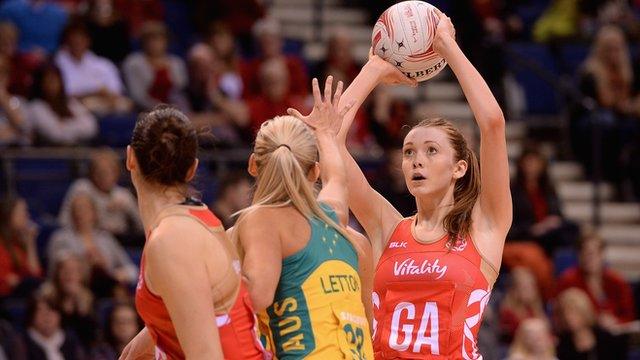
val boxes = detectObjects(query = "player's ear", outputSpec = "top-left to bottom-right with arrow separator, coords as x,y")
248,154 -> 258,177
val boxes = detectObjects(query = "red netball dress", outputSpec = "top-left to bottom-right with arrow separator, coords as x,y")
135,204 -> 268,360
373,218 -> 497,359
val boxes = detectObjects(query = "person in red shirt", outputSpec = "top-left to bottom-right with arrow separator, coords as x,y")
0,21 -> 45,98
240,17 -> 308,98
0,197 -> 42,297
246,58 -> 307,133
557,233 -> 636,326
498,267 -> 546,342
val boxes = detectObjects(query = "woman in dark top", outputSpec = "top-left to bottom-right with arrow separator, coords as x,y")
40,254 -> 98,351
509,148 -> 578,255
555,287 -> 627,360
571,25 -> 639,188
22,290 -> 85,360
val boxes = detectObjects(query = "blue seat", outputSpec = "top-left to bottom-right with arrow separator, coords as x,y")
1,299 -> 27,331
506,42 -> 560,114
161,0 -> 195,57
194,165 -> 218,206
13,158 -> 74,217
98,113 -> 137,147
553,246 -> 578,276
560,44 -> 589,74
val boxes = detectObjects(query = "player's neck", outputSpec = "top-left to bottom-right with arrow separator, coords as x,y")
414,187 -> 455,231
136,185 -> 186,234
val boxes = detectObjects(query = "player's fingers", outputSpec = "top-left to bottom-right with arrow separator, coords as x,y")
404,76 -> 418,87
287,108 -> 306,120
311,78 -> 322,106
333,81 -> 344,106
324,76 -> 333,104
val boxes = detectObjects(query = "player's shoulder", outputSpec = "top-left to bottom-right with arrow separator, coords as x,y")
148,216 -> 210,253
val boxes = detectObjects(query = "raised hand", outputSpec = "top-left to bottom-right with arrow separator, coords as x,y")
287,76 -> 354,135
368,48 -> 418,87
433,10 -> 456,56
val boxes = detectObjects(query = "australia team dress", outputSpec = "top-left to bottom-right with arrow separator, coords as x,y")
258,204 -> 374,359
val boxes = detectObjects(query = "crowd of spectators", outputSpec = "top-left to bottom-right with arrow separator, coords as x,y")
1,0 -> 640,359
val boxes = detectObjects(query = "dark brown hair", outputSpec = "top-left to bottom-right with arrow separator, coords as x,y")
26,289 -> 60,328
32,63 -> 72,118
61,17 -> 90,45
411,118 -> 480,247
515,145 -> 554,194
130,104 -> 198,186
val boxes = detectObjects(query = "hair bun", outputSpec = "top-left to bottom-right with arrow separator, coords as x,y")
130,105 -> 198,186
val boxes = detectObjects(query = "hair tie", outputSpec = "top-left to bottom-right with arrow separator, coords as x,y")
277,144 -> 291,151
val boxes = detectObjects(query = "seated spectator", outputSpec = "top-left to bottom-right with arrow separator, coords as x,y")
571,25 -> 639,188
40,254 -> 97,351
186,44 -> 246,147
509,147 -> 578,255
122,21 -> 188,111
0,54 -> 30,147
55,19 -> 131,114
240,17 -> 308,98
28,63 -> 98,146
0,196 -> 42,298
555,287 -> 628,359
22,290 -> 84,360
86,0 -> 130,65
557,233 -> 636,327
91,303 -> 141,358
0,0 -> 69,55
507,318 -> 557,360
208,21 -> 243,101
246,58 -> 307,133
0,21 -> 44,97
47,193 -> 138,298
210,172 -> 252,228
194,0 -> 264,54
59,148 -> 142,244
499,267 -> 546,342
315,27 -> 360,85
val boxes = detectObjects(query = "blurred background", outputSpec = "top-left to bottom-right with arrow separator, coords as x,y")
0,0 -> 640,359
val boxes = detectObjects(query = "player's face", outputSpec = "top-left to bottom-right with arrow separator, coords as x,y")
401,126 -> 464,198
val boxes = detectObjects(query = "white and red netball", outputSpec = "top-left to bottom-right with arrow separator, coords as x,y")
371,1 -> 447,82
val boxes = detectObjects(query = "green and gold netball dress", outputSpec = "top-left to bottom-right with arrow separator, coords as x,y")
258,204 -> 373,359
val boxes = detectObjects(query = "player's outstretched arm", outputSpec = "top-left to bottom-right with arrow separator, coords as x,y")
288,76 -> 354,225
433,12 -> 512,237
332,56 -> 415,251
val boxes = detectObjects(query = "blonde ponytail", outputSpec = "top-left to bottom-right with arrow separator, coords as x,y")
233,116 -> 360,257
